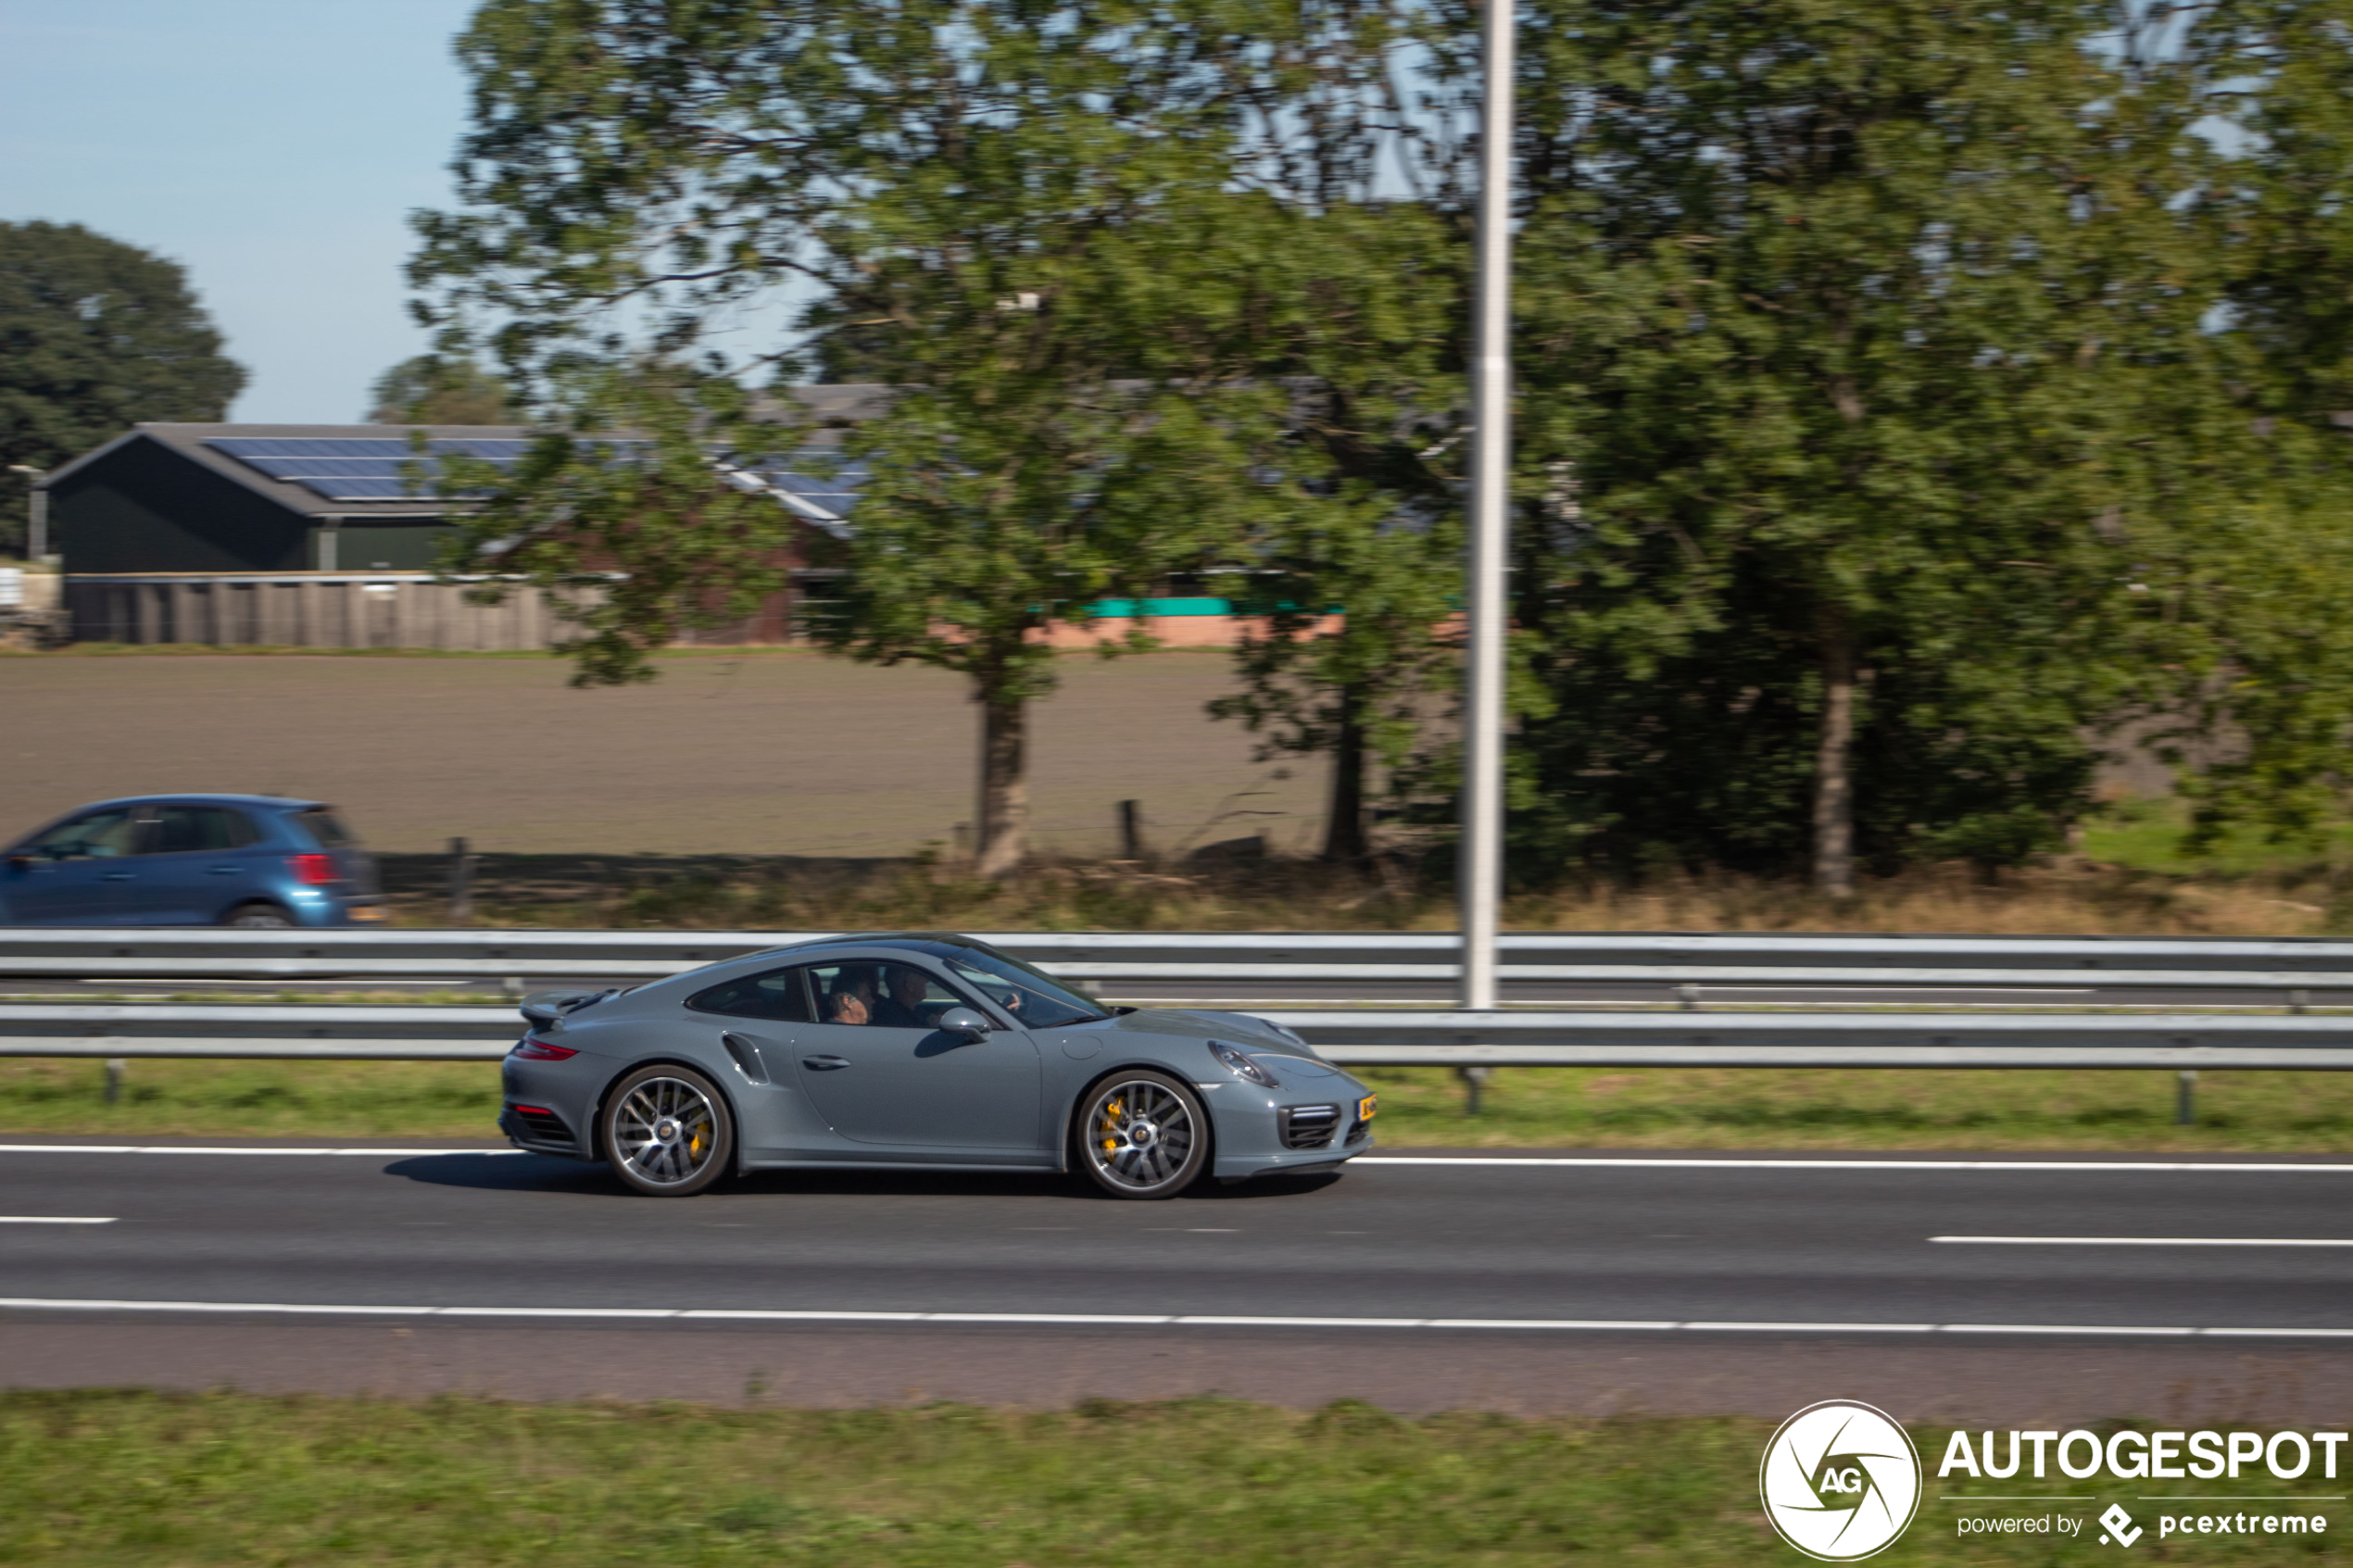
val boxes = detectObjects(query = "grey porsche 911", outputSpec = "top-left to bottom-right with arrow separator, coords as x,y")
497,931 -> 1377,1197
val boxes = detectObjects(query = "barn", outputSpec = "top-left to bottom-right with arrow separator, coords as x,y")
33,388 -> 876,648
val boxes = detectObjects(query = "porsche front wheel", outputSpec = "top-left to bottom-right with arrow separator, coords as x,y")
1076,1071 -> 1208,1198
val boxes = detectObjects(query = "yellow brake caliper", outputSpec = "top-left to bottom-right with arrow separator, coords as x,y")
1100,1098 -> 1122,1153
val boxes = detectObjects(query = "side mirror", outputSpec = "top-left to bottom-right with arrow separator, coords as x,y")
936,1007 -> 992,1040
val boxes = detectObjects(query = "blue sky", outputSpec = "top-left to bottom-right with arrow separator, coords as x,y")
1,0 -> 481,422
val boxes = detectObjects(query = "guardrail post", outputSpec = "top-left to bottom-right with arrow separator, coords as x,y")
104,1058 -> 124,1104
447,837 -> 476,925
1457,1064 -> 1491,1114
2293,988 -> 2311,1015
2176,1069 -> 2198,1126
1677,984 -> 1701,1011
1118,799 -> 1142,861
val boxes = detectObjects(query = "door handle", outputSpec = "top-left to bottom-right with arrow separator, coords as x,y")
101,872 -> 134,882
207,866 -> 243,876
800,1055 -> 850,1071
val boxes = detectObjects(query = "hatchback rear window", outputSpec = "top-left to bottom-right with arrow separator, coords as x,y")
294,809 -> 355,848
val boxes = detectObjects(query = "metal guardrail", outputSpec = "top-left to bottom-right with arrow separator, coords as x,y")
5,1002 -> 2351,1071
10,928 -> 2353,993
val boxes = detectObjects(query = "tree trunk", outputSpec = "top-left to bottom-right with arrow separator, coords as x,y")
1812,620 -> 1856,897
974,686 -> 1028,878
1323,684 -> 1369,862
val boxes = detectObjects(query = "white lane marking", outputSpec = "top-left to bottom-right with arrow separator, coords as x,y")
0,1147 -> 522,1157
3,1146 -> 2350,1174
0,1216 -> 114,1225
1362,1158 -> 2353,1173
1933,1236 -> 2353,1247
1,1297 -> 2348,1337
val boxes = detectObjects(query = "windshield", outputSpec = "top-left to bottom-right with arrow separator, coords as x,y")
935,943 -> 1106,1028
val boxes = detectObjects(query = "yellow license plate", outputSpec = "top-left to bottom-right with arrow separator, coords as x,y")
1358,1095 -> 1378,1121
346,906 -> 388,922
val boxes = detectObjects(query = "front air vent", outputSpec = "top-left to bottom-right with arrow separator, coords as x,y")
1278,1104 -> 1341,1150
1345,1116 -> 1371,1146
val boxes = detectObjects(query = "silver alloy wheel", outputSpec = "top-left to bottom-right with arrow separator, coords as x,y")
1082,1073 -> 1203,1196
612,1073 -> 722,1188
226,904 -> 293,928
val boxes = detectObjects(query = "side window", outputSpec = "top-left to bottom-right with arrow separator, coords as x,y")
686,966 -> 814,1023
21,809 -> 140,860
807,960 -> 968,1029
807,962 -> 882,1026
152,807 -> 257,854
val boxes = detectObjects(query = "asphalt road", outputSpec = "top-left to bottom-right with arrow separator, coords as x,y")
8,1145 -> 2353,1326
9,1145 -> 2353,1416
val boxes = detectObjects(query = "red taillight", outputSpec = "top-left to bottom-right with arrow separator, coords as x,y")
511,1103 -> 555,1116
510,1038 -> 578,1061
287,853 -> 337,885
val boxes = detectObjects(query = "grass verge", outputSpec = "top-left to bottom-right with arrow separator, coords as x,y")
369,844 -> 2353,936
8,1057 -> 2352,1151
1,1392 -> 2322,1567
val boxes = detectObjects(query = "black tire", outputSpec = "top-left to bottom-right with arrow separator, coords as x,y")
601,1064 -> 735,1197
1074,1069 -> 1210,1198
223,902 -> 294,928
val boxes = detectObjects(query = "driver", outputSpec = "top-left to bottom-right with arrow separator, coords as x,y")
870,965 -> 930,1030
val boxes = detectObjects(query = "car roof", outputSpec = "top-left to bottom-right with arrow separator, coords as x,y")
68,794 -> 326,812
723,932 -> 1008,967
761,932 -> 971,957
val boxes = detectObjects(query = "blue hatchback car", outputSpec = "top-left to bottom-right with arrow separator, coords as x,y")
0,795 -> 385,927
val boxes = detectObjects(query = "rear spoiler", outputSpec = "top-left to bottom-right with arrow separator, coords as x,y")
519,988 -> 618,1030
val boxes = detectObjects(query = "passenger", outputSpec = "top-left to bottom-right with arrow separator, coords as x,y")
826,967 -> 876,1026
871,965 -> 929,1030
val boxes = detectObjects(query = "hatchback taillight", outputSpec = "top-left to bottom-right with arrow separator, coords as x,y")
287,853 -> 338,885
511,1037 -> 578,1061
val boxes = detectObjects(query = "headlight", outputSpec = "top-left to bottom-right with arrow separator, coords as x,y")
1208,1040 -> 1278,1087
1250,1017 -> 1308,1048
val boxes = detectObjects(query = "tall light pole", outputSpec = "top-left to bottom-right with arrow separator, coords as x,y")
1459,0 -> 1515,1010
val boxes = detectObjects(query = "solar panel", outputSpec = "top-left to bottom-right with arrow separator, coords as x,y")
745,447 -> 866,520
206,437 -> 535,503
203,436 -> 862,516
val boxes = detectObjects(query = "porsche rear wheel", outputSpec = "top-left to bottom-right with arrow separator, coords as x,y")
603,1065 -> 734,1196
1076,1070 -> 1208,1198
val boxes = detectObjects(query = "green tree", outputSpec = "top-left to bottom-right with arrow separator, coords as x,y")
413,0 -> 1429,872
1210,496 -> 1461,862
433,360 -> 798,686
365,354 -> 518,424
2123,0 -> 2353,851
0,220 -> 245,555
1490,0 -> 2241,891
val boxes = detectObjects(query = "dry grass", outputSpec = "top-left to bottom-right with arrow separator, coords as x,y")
378,847 -> 2353,935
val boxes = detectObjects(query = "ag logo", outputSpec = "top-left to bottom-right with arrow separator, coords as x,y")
1759,1399 -> 1922,1561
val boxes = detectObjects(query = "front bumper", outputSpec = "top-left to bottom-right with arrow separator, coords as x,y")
1206,1081 -> 1376,1180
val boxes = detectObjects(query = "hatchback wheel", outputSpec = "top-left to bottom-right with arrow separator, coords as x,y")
602,1064 -> 734,1196
1076,1070 -> 1208,1198
223,902 -> 293,929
